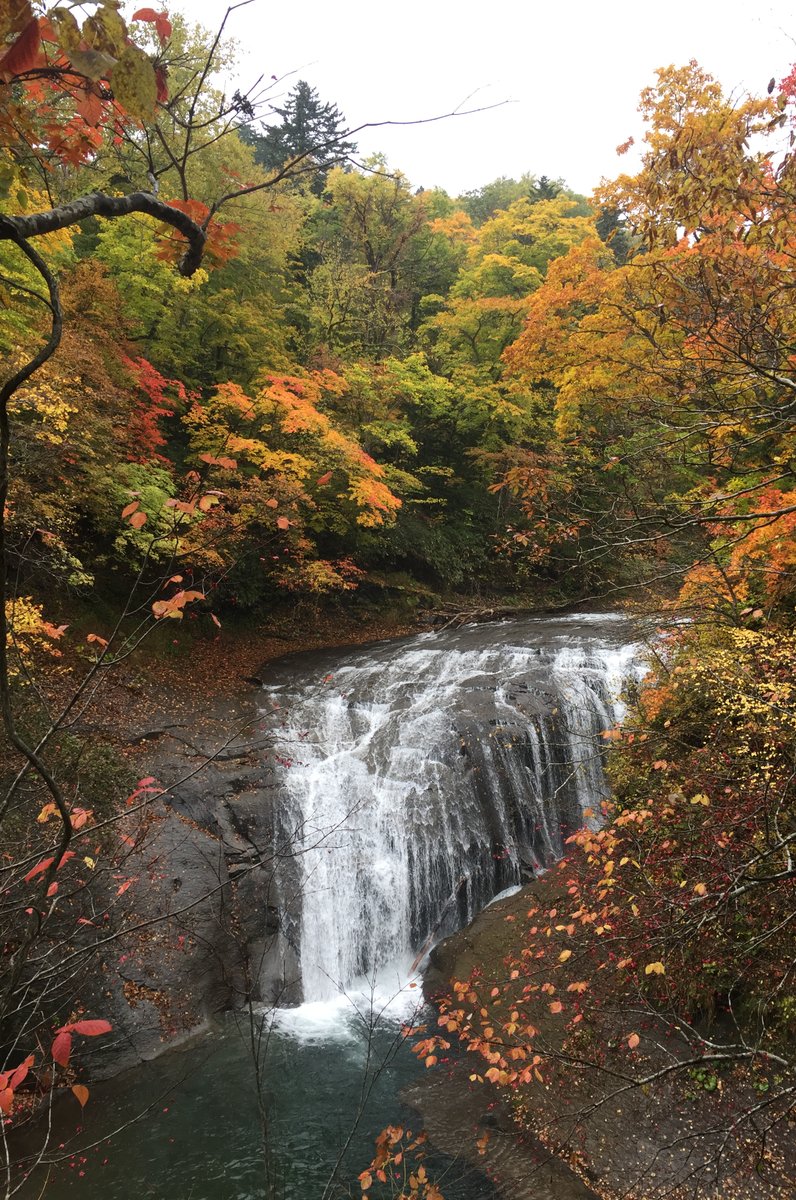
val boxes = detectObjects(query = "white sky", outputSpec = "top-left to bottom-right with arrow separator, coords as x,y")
177,0 -> 795,197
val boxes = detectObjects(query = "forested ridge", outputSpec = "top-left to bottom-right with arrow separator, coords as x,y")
1,5 -> 795,1198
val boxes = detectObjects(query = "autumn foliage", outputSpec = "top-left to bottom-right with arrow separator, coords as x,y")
4,4 -> 796,1195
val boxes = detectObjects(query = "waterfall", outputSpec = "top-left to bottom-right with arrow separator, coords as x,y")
261,614 -> 648,1003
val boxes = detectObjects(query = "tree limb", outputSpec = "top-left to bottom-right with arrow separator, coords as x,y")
0,192 -> 206,277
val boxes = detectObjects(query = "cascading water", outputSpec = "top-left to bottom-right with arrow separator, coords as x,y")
261,614 -> 648,1004
21,614 -> 651,1200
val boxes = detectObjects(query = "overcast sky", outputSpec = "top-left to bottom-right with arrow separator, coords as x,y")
179,0 -> 794,197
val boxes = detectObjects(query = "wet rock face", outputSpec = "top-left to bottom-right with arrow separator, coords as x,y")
91,614 -> 646,1074
86,697 -> 303,1078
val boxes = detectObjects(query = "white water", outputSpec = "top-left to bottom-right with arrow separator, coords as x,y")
262,615 -> 648,1005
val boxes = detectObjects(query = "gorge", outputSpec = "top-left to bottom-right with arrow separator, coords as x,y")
23,612 -> 648,1199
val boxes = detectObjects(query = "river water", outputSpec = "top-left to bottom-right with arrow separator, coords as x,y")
19,613 -> 648,1199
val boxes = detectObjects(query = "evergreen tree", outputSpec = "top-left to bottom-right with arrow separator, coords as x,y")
250,80 -> 357,193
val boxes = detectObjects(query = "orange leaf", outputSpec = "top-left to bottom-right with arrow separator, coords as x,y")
128,510 -> 147,529
628,1032 -> 640,1050
316,471 -> 333,485
276,516 -> 290,530
121,501 -> 139,518
71,1084 -> 89,1108
41,622 -> 67,640
0,1089 -> 13,1116
75,88 -> 104,128
199,453 -> 237,470
549,1001 -> 563,1014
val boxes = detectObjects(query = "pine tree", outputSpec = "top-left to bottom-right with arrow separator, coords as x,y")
250,80 -> 357,193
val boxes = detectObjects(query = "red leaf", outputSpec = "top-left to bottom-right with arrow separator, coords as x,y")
155,64 -> 168,103
51,1030 -> 72,1068
9,1056 -> 34,1091
67,1019 -> 112,1037
0,17 -> 42,82
46,882 -> 58,897
0,1089 -> 13,1116
24,856 -> 54,883
131,9 -> 172,42
316,471 -> 333,485
154,13 -> 172,41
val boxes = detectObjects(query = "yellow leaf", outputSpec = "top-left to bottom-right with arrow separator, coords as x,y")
110,45 -> 157,121
645,962 -> 665,976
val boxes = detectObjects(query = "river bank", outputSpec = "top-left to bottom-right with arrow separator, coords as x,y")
411,865 -> 794,1200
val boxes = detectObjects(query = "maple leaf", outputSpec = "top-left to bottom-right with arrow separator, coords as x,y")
0,17 -> 42,81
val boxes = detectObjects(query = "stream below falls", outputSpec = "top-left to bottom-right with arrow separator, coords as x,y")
20,613 -> 649,1199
